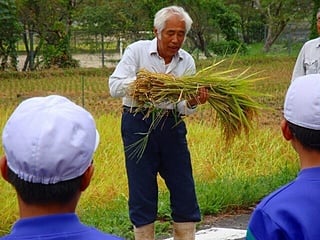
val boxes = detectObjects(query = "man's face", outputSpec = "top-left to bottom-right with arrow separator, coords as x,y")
155,15 -> 186,63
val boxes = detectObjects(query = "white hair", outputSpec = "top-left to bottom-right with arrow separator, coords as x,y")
154,6 -> 193,39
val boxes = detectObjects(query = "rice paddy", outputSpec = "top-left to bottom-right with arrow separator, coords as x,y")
0,55 -> 298,238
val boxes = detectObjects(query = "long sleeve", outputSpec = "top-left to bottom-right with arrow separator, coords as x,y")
108,46 -> 138,98
108,39 -> 198,115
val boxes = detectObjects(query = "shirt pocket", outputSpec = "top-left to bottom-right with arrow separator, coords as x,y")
304,59 -> 319,74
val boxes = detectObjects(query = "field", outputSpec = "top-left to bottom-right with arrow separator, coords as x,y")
0,55 -> 299,239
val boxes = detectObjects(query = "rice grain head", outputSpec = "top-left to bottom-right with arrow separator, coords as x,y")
127,61 -> 268,159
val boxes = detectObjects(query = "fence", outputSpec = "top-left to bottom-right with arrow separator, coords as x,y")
16,22 -> 311,70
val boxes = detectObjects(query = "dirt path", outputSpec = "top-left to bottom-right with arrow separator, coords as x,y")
201,209 -> 252,230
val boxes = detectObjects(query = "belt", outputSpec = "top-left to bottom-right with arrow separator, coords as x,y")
122,106 -> 182,117
122,105 -> 139,113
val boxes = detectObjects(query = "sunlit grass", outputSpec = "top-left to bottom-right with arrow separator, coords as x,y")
0,55 -> 300,239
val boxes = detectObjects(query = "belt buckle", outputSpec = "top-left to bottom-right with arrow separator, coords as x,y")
123,106 -> 135,113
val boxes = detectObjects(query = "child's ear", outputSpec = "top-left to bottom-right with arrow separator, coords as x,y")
0,156 -> 9,182
80,164 -> 94,192
153,27 -> 158,38
281,119 -> 293,141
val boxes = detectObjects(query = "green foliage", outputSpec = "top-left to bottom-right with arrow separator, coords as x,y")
197,165 -> 298,215
310,0 -> 320,39
77,3 -> 123,36
76,0 -> 159,39
208,40 -> 247,55
3,0 -> 315,70
16,0 -> 79,70
216,8 -> 240,41
0,0 -> 22,70
226,0 -> 266,44
41,36 -> 80,69
255,0 -> 313,52
180,0 -> 242,55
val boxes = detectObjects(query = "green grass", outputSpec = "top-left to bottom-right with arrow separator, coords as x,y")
0,54 -> 300,239
245,42 -> 304,57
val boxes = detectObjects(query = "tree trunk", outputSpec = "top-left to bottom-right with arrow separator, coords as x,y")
263,21 -> 287,52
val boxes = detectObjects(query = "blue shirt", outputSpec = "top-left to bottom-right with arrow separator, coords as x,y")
108,38 -> 197,115
0,213 -> 123,240
247,167 -> 320,240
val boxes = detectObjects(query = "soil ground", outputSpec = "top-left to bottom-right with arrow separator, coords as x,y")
201,208 -> 252,230
159,208 -> 252,240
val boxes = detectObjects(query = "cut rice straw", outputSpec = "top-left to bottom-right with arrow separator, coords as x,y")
127,60 -> 267,160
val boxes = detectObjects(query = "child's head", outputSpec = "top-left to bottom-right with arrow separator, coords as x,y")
284,74 -> 320,150
2,95 -> 99,204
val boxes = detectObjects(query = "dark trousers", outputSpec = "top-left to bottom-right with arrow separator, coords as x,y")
121,110 -> 201,227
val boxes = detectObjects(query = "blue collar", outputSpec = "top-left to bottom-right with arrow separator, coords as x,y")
298,167 -> 320,180
10,213 -> 86,236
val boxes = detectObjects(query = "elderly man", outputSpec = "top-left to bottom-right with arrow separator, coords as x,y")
109,5 -> 209,240
291,9 -> 320,81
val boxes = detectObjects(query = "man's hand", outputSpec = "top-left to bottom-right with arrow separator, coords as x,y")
187,87 -> 209,108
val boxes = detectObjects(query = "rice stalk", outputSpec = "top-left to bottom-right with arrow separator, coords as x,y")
127,61 -> 268,159
124,108 -> 182,162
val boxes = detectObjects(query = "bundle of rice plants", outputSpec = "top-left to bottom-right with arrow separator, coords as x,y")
127,60 -> 267,159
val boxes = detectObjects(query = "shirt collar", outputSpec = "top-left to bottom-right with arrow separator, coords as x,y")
298,166 -> 320,180
316,37 -> 320,48
149,38 -> 183,60
10,213 -> 85,236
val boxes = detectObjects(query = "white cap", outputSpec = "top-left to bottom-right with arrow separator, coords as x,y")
284,74 -> 320,130
2,95 -> 99,184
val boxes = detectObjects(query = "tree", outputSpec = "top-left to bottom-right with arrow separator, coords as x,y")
254,0 -> 312,52
16,0 -> 81,70
0,0 -> 22,70
226,0 -> 265,44
77,0 -> 243,57
77,0 -> 164,39
181,0 -> 240,57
